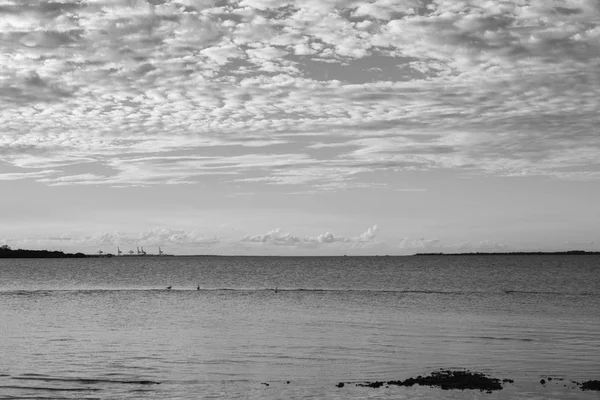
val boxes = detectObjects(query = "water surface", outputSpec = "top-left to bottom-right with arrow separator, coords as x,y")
1,255 -> 598,399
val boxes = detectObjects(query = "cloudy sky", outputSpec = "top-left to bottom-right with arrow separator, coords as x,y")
1,0 -> 599,255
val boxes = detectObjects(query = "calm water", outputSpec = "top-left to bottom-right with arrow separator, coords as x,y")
0,255 -> 599,399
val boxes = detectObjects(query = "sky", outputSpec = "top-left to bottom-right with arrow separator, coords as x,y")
1,0 -> 599,255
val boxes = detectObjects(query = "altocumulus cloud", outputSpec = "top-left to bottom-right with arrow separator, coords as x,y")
1,0 -> 599,188
242,225 -> 379,246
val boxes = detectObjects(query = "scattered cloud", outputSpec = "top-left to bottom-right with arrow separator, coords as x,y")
399,237 -> 509,253
242,225 -> 379,246
399,237 -> 442,250
4,228 -> 221,250
1,0 -> 599,188
133,227 -> 220,246
0,169 -> 61,181
3,225 -> 381,253
357,224 -> 378,242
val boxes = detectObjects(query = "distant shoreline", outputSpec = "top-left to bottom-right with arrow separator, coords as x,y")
413,251 -> 600,256
0,246 -> 87,258
0,245 -> 178,258
2,245 -> 599,258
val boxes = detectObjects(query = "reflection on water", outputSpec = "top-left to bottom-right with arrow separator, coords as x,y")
0,256 -> 598,399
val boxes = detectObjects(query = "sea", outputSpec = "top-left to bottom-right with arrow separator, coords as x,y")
0,255 -> 598,399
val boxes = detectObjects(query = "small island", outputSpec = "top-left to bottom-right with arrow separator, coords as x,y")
414,251 -> 600,256
0,245 -> 87,258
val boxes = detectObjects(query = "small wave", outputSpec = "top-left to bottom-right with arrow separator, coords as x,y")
504,290 -> 563,295
0,288 -> 597,296
12,376 -> 160,385
470,336 -> 535,342
0,397 -> 100,400
0,290 -> 52,297
0,385 -> 101,391
0,288 -> 474,296
502,290 -> 597,296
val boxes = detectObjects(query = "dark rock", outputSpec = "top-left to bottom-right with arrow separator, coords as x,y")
286,381 -> 290,384
580,380 -> 600,391
336,382 -> 344,388
502,379 -> 514,383
548,377 -> 552,381
356,370 -> 507,392
357,381 -> 385,388
540,379 -> 546,385
261,382 -> 269,386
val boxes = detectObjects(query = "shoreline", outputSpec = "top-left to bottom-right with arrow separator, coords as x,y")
414,251 -> 600,256
2,244 -> 600,258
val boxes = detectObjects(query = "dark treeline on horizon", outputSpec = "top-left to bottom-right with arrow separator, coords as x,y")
414,250 -> 600,256
0,245 -> 87,258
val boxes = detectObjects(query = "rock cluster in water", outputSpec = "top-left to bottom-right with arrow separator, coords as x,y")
344,370 -> 508,393
341,372 -> 600,393
578,380 -> 600,391
540,376 -> 600,391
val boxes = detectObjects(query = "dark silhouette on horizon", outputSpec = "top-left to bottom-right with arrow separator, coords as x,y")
414,250 -> 600,256
0,244 -> 87,258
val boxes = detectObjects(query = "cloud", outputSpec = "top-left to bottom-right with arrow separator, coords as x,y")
134,227 -> 220,246
242,228 -> 305,245
357,224 -> 378,242
0,169 -> 60,181
399,237 -> 509,253
399,237 -> 441,250
242,225 -> 379,246
464,240 -> 508,252
1,0 -> 599,188
6,228 -> 220,249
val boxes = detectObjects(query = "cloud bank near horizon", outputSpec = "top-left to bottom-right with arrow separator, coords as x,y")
1,225 -> 379,249
1,0 -> 600,189
242,224 -> 378,246
0,224 -> 529,254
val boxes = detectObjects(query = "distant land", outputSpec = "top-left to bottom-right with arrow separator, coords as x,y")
0,245 -> 87,258
414,251 -> 600,256
2,245 -> 600,258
